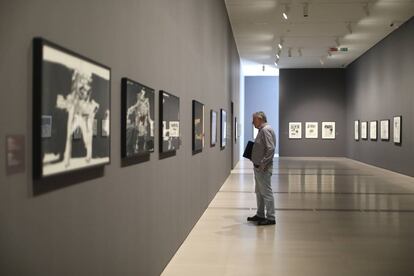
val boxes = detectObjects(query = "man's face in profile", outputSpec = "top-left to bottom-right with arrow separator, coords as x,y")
252,115 -> 262,129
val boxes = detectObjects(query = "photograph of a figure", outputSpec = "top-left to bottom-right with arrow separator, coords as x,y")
122,78 -> 154,158
393,116 -> 402,144
354,120 -> 359,141
305,122 -> 318,139
370,121 -> 377,140
192,100 -> 204,154
361,121 -> 368,140
322,122 -> 335,139
380,120 -> 389,141
221,109 -> 227,149
210,110 -> 217,146
33,38 -> 110,178
289,122 -> 302,139
160,91 -> 180,153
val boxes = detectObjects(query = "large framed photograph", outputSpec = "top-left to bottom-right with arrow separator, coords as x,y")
393,116 -> 402,144
33,38 -> 111,179
192,100 -> 204,154
322,122 -> 335,139
220,109 -> 227,149
361,121 -> 368,140
354,120 -> 359,141
380,119 -> 390,141
305,122 -> 318,139
289,122 -> 302,139
370,121 -> 377,141
159,91 -> 180,153
121,78 -> 154,158
210,110 -> 217,147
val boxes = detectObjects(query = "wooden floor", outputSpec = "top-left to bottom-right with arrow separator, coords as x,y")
161,157 -> 414,276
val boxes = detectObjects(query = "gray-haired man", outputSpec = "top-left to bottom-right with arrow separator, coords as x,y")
247,111 -> 276,225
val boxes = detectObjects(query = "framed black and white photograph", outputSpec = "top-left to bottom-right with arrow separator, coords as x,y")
305,122 -> 318,139
192,100 -> 204,154
289,122 -> 302,139
159,91 -> 180,153
370,121 -> 377,141
380,120 -> 390,141
234,117 -> 237,144
361,121 -> 368,140
220,109 -> 227,149
33,37 -> 111,179
393,116 -> 402,144
354,120 -> 359,141
322,122 -> 335,139
210,110 -> 217,147
121,78 -> 155,158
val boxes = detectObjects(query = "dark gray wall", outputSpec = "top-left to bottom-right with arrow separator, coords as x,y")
279,69 -> 346,157
346,17 -> 414,176
244,76 -> 279,153
0,1 -> 240,275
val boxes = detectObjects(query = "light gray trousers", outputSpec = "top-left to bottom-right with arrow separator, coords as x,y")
254,165 -> 275,220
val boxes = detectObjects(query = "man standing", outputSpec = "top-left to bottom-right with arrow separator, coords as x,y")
248,111 -> 276,225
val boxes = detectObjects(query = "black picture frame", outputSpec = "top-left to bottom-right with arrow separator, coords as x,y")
210,110 -> 217,147
370,120 -> 378,141
234,117 -> 237,144
220,109 -> 227,150
380,119 -> 390,141
354,120 -> 360,141
393,116 -> 402,145
121,78 -> 155,159
361,121 -> 368,140
159,90 -> 180,154
33,37 -> 111,179
192,100 -> 204,155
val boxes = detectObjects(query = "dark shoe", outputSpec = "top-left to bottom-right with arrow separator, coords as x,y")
257,219 -> 276,226
247,215 -> 265,222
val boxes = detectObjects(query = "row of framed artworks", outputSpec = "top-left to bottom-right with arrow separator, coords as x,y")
289,122 -> 336,140
354,116 -> 402,144
33,37 -> 228,179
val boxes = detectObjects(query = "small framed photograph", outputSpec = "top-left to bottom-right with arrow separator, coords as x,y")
192,100 -> 204,154
380,120 -> 389,141
159,90 -> 180,153
354,120 -> 359,141
322,122 -> 335,139
370,121 -> 377,141
289,122 -> 302,139
361,121 -> 368,140
121,78 -> 155,158
220,109 -> 227,149
210,110 -> 217,147
393,116 -> 402,144
305,122 -> 318,139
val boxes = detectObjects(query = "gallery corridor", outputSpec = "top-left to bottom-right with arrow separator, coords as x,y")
162,158 -> 414,276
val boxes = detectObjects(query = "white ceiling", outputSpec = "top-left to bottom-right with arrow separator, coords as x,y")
225,0 -> 414,68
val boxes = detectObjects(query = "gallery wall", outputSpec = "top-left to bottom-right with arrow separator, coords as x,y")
0,1 -> 240,275
279,69 -> 347,157
346,17 -> 414,176
244,76 -> 279,154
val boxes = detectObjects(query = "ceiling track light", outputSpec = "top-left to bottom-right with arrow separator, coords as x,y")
320,58 -> 325,66
274,58 -> 279,67
282,5 -> 289,20
278,38 -> 284,50
276,52 -> 280,59
298,48 -> 303,57
346,22 -> 353,34
303,3 -> 309,18
288,47 -> 292,58
327,51 -> 332,57
262,64 -> 265,72
335,37 -> 341,47
363,4 -> 370,17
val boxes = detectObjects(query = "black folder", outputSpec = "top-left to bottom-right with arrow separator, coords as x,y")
243,141 -> 254,160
